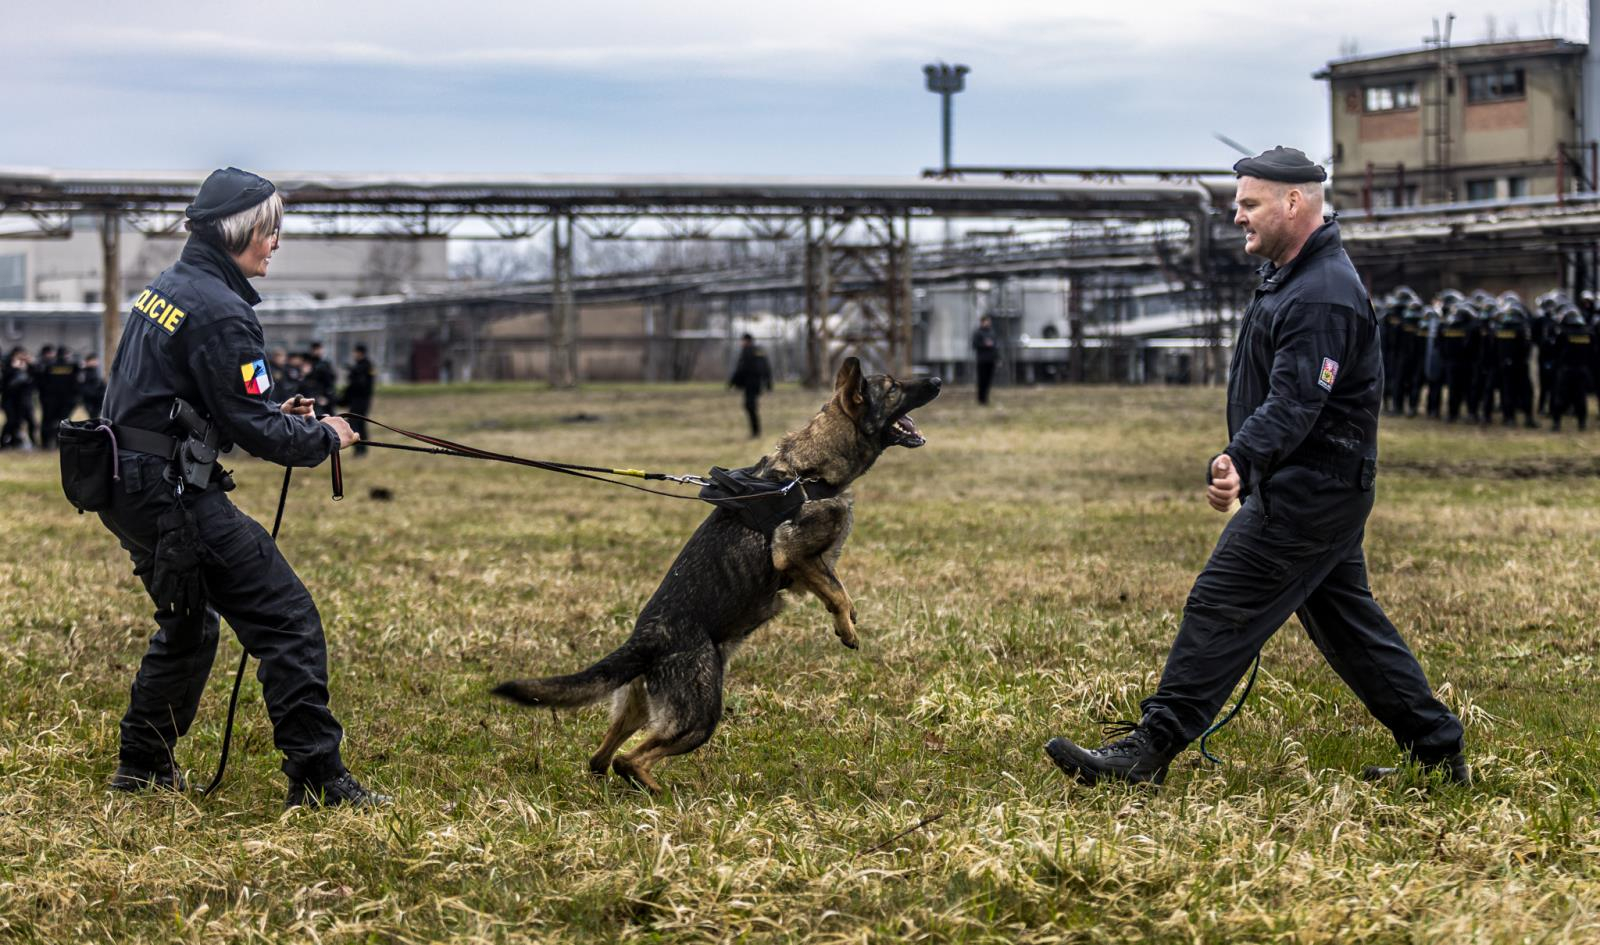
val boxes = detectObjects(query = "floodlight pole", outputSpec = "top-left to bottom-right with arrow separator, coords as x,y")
923,63 -> 970,173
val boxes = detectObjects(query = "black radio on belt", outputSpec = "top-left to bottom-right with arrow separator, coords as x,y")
170,397 -> 221,491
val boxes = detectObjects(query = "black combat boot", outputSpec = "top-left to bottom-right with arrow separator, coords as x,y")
1362,752 -> 1471,785
110,762 -> 187,793
285,771 -> 393,810
1044,718 -> 1177,786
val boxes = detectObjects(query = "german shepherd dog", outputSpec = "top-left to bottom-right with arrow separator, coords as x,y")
493,358 -> 941,792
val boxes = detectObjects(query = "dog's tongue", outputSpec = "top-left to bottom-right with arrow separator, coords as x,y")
892,414 -> 926,448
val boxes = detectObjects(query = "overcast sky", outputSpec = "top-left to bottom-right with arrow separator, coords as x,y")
2,1 -> 1590,178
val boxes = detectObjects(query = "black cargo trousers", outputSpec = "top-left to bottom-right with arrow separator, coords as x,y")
1140,464 -> 1464,762
97,450 -> 344,782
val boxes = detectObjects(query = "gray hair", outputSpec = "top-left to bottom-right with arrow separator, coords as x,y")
213,191 -> 283,255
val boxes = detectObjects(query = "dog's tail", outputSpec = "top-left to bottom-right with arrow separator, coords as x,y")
492,637 -> 656,709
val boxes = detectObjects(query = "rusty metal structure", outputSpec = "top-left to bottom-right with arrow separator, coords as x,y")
0,168 -> 1226,385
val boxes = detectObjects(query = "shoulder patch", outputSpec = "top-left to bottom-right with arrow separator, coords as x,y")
241,359 -> 273,395
1318,357 -> 1339,391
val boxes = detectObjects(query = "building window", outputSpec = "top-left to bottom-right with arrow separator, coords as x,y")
1506,176 -> 1528,198
1373,185 -> 1420,208
1363,82 -> 1420,112
1465,68 -> 1525,103
1466,178 -> 1498,201
0,254 -> 23,300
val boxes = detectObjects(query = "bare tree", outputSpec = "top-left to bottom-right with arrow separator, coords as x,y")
449,240 -> 549,283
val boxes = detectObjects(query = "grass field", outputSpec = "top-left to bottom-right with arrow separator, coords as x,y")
2,381 -> 1598,944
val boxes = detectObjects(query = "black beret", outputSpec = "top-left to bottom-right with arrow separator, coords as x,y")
186,167 -> 275,224
1232,146 -> 1327,184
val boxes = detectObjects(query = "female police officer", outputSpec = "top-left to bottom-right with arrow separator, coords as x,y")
99,167 -> 388,809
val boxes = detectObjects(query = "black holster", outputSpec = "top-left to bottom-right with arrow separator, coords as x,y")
170,398 -> 221,492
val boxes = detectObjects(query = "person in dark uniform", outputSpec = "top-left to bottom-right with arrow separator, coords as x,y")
1044,147 -> 1466,786
2,346 -> 34,448
338,343 -> 375,456
267,348 -> 293,398
97,167 -> 387,809
305,341 -> 338,416
1494,301 -> 1537,428
971,315 -> 1000,405
79,352 -> 107,418
1393,301 -> 1424,417
727,333 -> 774,438
1440,301 -> 1478,423
1421,301 -> 1445,419
1379,294 -> 1406,412
1471,293 -> 1500,423
1550,306 -> 1594,432
1533,291 -> 1562,416
3,346 -> 38,449
39,346 -> 82,448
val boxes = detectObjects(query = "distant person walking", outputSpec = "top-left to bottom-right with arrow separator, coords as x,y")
971,315 -> 999,405
1044,147 -> 1466,787
728,333 -> 773,438
339,344 -> 375,456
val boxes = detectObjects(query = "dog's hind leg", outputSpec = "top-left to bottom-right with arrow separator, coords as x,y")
612,636 -> 723,794
589,680 -> 648,776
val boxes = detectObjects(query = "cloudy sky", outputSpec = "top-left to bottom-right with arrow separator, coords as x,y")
2,1 -> 1590,177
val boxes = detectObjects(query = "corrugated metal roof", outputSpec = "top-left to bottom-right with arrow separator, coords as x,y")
0,167 -> 1213,217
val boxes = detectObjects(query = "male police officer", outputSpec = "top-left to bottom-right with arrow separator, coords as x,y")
728,333 -> 774,438
1045,147 -> 1467,786
98,167 -> 388,809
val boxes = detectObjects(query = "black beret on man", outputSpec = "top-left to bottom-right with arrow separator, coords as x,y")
1232,146 -> 1327,184
186,167 -> 276,223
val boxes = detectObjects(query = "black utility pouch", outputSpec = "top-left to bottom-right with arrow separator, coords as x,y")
58,419 -> 118,513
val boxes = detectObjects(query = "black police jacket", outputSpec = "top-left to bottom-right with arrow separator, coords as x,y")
1224,220 -> 1381,496
101,237 -> 337,467
728,348 -> 773,395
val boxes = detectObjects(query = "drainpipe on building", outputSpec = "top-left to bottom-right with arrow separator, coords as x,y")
1586,0 -> 1600,184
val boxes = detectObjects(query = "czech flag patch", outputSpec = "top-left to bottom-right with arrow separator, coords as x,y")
1318,357 -> 1339,391
241,359 -> 272,396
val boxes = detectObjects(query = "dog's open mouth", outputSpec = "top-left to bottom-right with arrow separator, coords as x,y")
889,414 -> 926,448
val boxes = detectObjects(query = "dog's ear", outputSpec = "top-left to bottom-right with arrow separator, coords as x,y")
833,356 -> 866,418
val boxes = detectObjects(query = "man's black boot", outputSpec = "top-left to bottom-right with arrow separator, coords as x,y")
285,771 -> 393,810
1362,752 -> 1471,785
1044,718 -> 1176,786
110,762 -> 187,793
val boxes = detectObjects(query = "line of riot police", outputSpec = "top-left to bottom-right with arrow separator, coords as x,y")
1,345 -> 107,451
1379,287 -> 1600,431
2,340 -> 375,452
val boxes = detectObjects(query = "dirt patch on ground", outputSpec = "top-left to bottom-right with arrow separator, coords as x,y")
1385,456 -> 1600,479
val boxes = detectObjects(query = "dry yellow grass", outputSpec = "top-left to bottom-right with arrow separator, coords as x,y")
1,381 -> 1597,943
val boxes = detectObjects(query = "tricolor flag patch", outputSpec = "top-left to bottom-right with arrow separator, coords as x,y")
1318,357 -> 1339,391
241,359 -> 272,395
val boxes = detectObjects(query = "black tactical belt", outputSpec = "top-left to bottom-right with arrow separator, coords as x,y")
111,424 -> 181,460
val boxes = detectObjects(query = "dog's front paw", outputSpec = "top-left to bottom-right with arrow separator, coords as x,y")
834,613 -> 859,650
